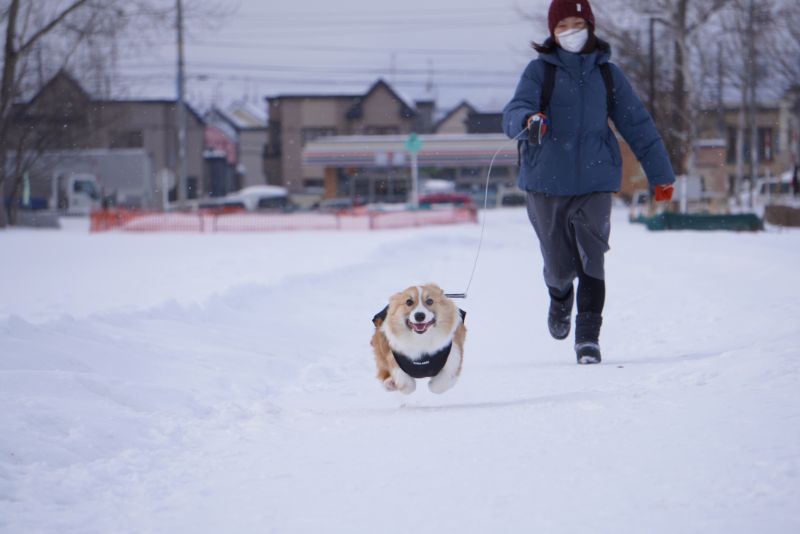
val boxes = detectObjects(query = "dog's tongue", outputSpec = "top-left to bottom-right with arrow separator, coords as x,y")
412,322 -> 428,333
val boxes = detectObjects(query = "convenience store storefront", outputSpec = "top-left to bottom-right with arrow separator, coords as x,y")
302,134 -> 518,204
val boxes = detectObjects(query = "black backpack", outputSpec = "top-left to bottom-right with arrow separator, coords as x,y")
540,61 -> 616,116
517,62 -> 617,166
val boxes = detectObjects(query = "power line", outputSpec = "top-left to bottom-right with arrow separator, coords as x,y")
208,20 -> 523,36
222,7 -> 509,21
120,60 -> 519,78
181,41 -> 512,56
227,13 -> 516,26
102,71 -> 517,89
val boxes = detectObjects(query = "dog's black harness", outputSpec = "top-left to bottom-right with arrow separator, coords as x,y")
372,306 -> 466,380
392,344 -> 453,379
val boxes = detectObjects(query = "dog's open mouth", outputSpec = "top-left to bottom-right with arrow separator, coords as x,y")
406,319 -> 436,334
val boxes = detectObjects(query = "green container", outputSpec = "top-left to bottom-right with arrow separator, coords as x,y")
641,212 -> 763,232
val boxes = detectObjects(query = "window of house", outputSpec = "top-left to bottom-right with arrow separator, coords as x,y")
421,167 -> 456,180
353,177 -> 370,199
187,177 -> 198,199
363,126 -> 399,135
304,178 -> 324,190
726,127 -> 735,164
727,127 -> 757,164
302,127 -> 337,145
392,178 -> 409,199
758,127 -> 774,162
268,120 -> 282,156
109,130 -> 143,149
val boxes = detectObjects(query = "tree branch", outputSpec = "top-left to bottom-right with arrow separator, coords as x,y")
17,0 -> 92,56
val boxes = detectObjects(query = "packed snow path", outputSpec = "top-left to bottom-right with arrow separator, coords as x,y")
1,209 -> 799,533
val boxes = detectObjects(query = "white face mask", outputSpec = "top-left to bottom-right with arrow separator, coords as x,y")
556,27 -> 588,53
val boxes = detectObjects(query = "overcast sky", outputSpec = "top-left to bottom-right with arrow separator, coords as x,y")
116,0 -> 551,115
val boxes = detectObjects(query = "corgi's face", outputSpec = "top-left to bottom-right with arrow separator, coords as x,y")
384,284 -> 458,340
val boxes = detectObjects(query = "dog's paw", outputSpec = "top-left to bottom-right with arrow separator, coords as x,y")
428,373 -> 457,394
397,379 -> 416,395
392,372 -> 416,395
382,378 -> 397,391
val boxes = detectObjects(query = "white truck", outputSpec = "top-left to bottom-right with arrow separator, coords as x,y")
51,172 -> 101,215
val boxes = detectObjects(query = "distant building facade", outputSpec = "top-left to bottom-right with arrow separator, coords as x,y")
697,87 -> 800,193
433,101 -> 476,134
205,102 -> 269,190
265,80 -> 417,192
303,134 -> 517,204
6,71 -> 206,206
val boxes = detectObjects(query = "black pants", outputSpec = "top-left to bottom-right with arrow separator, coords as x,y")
526,192 -> 611,316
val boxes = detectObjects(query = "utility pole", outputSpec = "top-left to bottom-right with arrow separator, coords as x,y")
716,43 -> 725,139
176,0 -> 187,209
747,0 -> 759,204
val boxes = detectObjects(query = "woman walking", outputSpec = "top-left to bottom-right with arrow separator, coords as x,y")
503,0 -> 675,364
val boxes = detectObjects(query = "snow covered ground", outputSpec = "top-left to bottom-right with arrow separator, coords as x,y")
1,208 -> 799,533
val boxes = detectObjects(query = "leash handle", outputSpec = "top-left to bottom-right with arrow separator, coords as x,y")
444,293 -> 467,299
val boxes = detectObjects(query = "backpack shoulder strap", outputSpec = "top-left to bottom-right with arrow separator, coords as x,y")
599,63 -> 616,116
518,61 -> 556,167
539,62 -> 557,113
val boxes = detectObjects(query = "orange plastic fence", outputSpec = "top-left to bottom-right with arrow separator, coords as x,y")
90,207 -> 478,233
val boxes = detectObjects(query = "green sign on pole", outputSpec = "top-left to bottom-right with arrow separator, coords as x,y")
404,133 -> 423,209
404,132 -> 423,155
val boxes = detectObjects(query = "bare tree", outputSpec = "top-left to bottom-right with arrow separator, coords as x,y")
1,0 -> 234,227
607,0 -> 733,176
717,0 -> 780,205
771,0 -> 800,87
0,0 -> 95,227
771,0 -> 800,171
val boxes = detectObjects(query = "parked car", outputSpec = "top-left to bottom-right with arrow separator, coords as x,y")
226,185 -> 291,211
496,185 -> 526,207
739,171 -> 794,208
256,195 -> 294,211
629,189 -> 653,221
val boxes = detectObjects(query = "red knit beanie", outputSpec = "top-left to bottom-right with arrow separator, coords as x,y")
548,0 -> 595,36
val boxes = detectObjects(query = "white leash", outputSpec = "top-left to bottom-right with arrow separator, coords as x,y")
445,126 -> 530,300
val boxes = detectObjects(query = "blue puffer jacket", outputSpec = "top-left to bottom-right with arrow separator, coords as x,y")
503,44 -> 675,196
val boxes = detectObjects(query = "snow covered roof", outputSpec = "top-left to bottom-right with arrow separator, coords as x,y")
226,101 -> 267,129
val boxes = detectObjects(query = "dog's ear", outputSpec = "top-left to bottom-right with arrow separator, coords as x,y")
459,308 -> 466,322
372,305 -> 389,327
427,283 -> 444,295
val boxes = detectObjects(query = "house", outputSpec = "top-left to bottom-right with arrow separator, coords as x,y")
205,102 -> 269,190
696,86 -> 800,194
265,79 -> 418,192
5,71 -> 206,207
465,111 -> 503,134
202,112 -> 239,198
429,101 -> 504,135
433,101 -> 476,134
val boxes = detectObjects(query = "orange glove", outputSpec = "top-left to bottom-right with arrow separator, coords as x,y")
654,184 -> 674,202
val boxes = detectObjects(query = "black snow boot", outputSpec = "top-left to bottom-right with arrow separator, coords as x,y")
575,312 -> 603,364
548,286 -> 574,340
